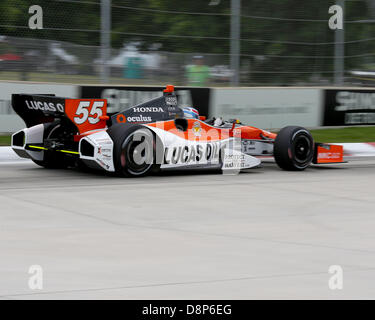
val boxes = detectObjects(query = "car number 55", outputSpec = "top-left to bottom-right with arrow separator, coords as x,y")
74,101 -> 104,125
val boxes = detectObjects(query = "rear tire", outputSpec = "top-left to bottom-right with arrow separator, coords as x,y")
274,126 -> 314,171
113,126 -> 161,177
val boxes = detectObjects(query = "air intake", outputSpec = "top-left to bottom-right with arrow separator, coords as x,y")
12,131 -> 25,147
80,139 -> 95,157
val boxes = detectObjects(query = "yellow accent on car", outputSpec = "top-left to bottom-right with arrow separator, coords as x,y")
28,145 -> 79,155
28,145 -> 47,150
57,150 -> 80,155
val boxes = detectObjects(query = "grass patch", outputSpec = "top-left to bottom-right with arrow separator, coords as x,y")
0,135 -> 11,146
310,126 -> 375,143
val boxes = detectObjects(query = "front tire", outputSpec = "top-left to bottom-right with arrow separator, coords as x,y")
274,126 -> 314,171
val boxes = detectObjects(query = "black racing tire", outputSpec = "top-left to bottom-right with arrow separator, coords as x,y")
31,122 -> 68,169
274,126 -> 314,171
111,125 -> 161,177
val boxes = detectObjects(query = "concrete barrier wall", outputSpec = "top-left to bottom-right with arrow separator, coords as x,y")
0,115 -> 26,133
0,81 -> 78,133
1,81 -> 375,133
210,87 -> 375,129
209,87 -> 323,129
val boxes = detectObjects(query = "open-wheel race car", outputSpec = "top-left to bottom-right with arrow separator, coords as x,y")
11,85 -> 344,177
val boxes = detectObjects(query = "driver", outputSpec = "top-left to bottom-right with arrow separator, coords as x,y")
183,107 -> 199,119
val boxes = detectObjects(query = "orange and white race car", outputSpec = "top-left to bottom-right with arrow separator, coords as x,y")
11,85 -> 344,177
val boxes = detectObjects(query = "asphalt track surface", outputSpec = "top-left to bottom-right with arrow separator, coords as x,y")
1,156 -> 375,299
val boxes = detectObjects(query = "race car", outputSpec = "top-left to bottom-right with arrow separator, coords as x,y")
10,85 -> 344,177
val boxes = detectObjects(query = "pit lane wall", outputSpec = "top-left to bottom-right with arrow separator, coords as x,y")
1,82 -> 375,133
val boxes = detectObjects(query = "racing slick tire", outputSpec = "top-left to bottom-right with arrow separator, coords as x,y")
110,124 -> 161,177
274,126 -> 314,171
32,122 -> 68,169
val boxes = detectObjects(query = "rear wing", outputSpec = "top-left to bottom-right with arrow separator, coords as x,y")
12,94 -> 108,134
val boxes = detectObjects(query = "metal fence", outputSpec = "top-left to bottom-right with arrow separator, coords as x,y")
0,0 -> 375,86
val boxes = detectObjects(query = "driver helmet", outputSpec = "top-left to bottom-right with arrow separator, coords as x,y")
183,107 -> 199,119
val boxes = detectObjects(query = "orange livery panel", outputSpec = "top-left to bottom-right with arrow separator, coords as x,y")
314,144 -> 344,164
65,99 -> 108,134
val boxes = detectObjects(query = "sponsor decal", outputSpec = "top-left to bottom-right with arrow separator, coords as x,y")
127,115 -> 152,123
316,144 -> 343,163
96,138 -> 112,143
25,100 -> 64,113
241,140 -> 256,150
318,152 -> 342,160
98,88 -> 195,113
192,121 -> 202,137
116,114 -> 126,123
98,147 -> 112,158
345,113 -> 375,124
133,107 -> 163,113
165,96 -> 177,106
101,89 -> 162,113
320,145 -> 331,150
97,158 -> 110,170
223,154 -> 246,168
335,91 -> 375,111
85,131 -> 115,172
324,89 -> 375,126
164,141 -> 225,165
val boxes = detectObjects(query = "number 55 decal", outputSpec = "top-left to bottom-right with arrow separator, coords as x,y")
74,101 -> 104,124
65,99 -> 108,134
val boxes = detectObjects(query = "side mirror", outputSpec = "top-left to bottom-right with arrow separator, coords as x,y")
174,118 -> 188,132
